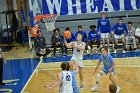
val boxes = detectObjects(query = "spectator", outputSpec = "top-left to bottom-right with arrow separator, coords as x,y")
34,29 -> 51,60
64,27 -> 75,54
75,25 -> 87,42
135,23 -> 140,51
126,22 -> 136,50
109,84 -> 117,93
97,12 -> 111,53
0,48 -> 6,85
88,25 -> 100,50
112,18 -> 128,53
51,28 -> 65,58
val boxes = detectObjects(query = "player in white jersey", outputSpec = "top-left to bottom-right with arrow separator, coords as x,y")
64,33 -> 86,89
45,62 -> 73,93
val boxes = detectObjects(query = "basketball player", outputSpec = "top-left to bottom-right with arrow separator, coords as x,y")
66,62 -> 80,93
91,47 -> 121,93
97,12 -> 111,53
0,48 -> 6,85
64,33 -> 86,89
45,62 -> 73,93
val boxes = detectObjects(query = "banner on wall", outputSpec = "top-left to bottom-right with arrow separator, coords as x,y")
29,0 -> 140,16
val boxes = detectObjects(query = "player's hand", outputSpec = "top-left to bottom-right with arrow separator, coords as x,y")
72,45 -> 78,48
108,68 -> 113,72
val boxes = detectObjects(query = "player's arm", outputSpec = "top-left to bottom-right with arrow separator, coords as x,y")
92,62 -> 101,76
46,72 -> 62,89
124,24 -> 128,35
64,37 -> 73,47
108,56 -> 115,72
111,24 -> 116,35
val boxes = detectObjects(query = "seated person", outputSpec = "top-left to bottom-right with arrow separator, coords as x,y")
64,27 -> 75,54
135,23 -> 140,51
126,22 -> 136,50
75,25 -> 87,43
88,25 -> 100,50
34,29 -> 51,60
51,28 -> 64,57
111,18 -> 128,53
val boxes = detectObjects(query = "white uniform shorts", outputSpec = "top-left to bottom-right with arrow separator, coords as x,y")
114,34 -> 124,39
101,33 -> 109,39
70,56 -> 83,67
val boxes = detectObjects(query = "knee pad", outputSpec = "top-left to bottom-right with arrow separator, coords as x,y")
96,74 -> 101,82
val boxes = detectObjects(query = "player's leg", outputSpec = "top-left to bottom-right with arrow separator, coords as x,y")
52,43 -> 57,57
121,36 -> 126,53
132,37 -> 137,49
88,40 -> 92,49
79,67 -> 84,89
60,42 -> 64,56
101,33 -> 105,47
43,47 -> 51,57
97,39 -> 100,48
136,37 -> 139,49
114,35 -> 118,53
91,70 -> 105,91
106,37 -> 110,53
109,73 -> 121,93
102,38 -> 105,47
125,37 -> 128,49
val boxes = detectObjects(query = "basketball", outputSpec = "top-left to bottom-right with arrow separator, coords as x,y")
64,31 -> 71,39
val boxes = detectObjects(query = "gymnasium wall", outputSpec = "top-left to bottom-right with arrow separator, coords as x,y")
29,0 -> 139,44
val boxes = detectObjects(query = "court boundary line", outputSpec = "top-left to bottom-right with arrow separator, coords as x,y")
20,59 -> 42,93
37,64 -> 140,71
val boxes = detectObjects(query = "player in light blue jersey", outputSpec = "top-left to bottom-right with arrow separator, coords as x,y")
91,47 -> 121,93
66,62 -> 80,93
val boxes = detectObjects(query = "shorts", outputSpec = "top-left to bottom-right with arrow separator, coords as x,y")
71,56 -> 83,67
114,34 -> 124,39
100,67 -> 115,75
101,33 -> 109,39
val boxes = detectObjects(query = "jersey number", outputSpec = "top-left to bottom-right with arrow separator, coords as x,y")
66,75 -> 71,81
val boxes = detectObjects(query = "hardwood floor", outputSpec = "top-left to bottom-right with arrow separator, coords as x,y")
23,58 -> 140,93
